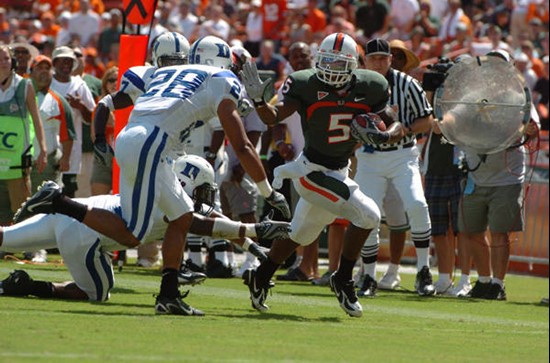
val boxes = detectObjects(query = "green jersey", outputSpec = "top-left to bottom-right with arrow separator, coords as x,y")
282,68 -> 389,169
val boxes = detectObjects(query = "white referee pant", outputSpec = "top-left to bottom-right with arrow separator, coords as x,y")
354,144 -> 431,254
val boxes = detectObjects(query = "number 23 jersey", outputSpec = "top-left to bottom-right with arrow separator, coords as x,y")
122,64 -> 245,147
282,68 -> 389,169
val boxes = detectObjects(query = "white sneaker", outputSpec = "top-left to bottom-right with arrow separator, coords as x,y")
449,280 -> 472,297
236,255 -> 260,278
434,279 -> 453,295
378,270 -> 401,290
137,258 -> 155,268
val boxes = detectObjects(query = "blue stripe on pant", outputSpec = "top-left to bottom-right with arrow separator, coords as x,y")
127,127 -> 168,241
85,238 -> 110,301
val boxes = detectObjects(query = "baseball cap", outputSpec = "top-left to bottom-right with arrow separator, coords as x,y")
30,55 -> 52,70
365,38 -> 390,57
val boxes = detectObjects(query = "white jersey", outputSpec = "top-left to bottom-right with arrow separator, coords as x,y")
122,64 -> 245,151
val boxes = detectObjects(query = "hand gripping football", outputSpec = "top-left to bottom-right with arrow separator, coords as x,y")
350,113 -> 388,144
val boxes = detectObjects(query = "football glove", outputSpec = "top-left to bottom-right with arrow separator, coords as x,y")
265,190 -> 292,220
350,114 -> 390,145
240,62 -> 272,106
93,134 -> 114,167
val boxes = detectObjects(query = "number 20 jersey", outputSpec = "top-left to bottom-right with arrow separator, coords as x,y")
120,64 -> 244,148
282,68 -> 389,169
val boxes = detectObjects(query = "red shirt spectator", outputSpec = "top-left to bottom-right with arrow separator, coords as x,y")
262,0 -> 288,42
305,0 -> 327,34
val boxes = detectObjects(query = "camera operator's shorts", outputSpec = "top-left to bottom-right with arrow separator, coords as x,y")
220,178 -> 258,217
458,183 -> 523,234
425,174 -> 462,236
91,157 -> 112,187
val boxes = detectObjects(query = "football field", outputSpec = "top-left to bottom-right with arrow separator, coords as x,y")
0,261 -> 548,362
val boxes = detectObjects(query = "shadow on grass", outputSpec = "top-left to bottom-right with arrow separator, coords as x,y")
213,311 -> 342,323
275,290 -> 332,298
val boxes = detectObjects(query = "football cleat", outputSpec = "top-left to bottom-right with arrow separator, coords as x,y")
378,270 -> 401,290
242,269 -> 270,312
311,270 -> 333,287
183,259 -> 206,273
13,181 -> 62,223
155,292 -> 204,316
415,266 -> 436,296
329,272 -> 363,317
0,270 -> 33,296
276,267 -> 312,282
255,211 -> 291,240
434,279 -> 453,295
467,280 -> 492,299
484,283 -> 507,301
357,274 -> 377,298
206,259 -> 233,278
178,267 -> 207,286
449,280 -> 472,298
248,243 -> 269,263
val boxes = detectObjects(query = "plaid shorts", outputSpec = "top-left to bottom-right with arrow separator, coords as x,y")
424,174 -> 462,236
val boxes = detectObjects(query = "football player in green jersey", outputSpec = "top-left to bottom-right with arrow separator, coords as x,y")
240,32 -> 410,317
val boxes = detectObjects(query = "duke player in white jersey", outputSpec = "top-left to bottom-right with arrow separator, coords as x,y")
13,35 -> 291,316
0,155 -> 290,302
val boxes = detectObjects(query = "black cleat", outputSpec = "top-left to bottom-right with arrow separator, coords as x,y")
0,270 -> 33,296
276,267 -> 312,281
178,265 -> 207,286
183,259 -> 205,273
206,259 -> 233,278
255,211 -> 291,240
467,280 -> 492,299
357,274 -> 377,297
242,269 -> 270,312
415,266 -> 436,296
154,292 -> 204,316
329,273 -> 363,317
248,243 -> 269,263
484,283 -> 507,301
13,181 -> 61,223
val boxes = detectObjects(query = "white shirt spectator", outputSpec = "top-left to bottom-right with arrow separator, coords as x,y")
197,18 -> 230,41
391,0 -> 420,29
67,9 -> 100,46
51,75 -> 95,175
246,11 -> 263,42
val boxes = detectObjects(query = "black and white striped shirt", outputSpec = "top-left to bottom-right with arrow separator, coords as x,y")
373,68 -> 432,149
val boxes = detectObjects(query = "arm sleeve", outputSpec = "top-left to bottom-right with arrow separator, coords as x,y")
209,72 -> 244,113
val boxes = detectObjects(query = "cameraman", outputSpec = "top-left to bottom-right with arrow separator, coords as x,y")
0,45 -> 47,225
431,50 -> 540,300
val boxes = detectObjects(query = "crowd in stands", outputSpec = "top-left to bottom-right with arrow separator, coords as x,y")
0,0 -> 547,290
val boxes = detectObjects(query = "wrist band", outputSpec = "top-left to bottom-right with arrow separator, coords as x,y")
260,154 -> 268,160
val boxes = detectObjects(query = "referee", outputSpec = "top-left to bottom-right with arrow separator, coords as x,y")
353,38 -> 436,297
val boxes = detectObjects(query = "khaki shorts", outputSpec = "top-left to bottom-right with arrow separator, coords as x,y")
458,183 -> 524,234
90,157 -> 112,187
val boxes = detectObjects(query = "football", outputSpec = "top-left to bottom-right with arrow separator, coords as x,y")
354,113 -> 387,131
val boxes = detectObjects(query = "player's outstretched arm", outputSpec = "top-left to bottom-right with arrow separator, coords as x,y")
240,62 -> 298,126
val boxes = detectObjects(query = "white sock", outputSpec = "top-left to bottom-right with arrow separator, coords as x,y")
459,274 -> 470,284
492,278 -> 504,287
387,263 -> 399,275
478,275 -> 491,283
438,273 -> 451,283
364,262 -> 376,279
214,251 -> 229,266
245,251 -> 256,263
415,247 -> 430,270
188,252 -> 203,266
227,251 -> 234,265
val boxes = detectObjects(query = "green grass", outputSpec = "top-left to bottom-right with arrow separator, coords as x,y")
0,261 -> 548,363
